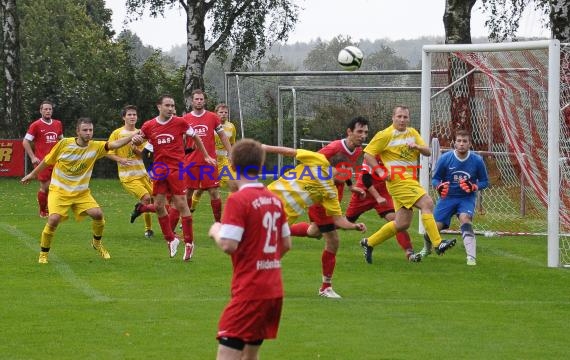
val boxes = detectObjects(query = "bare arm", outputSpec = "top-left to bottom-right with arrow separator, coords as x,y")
22,139 -> 39,165
217,130 -> 233,155
21,160 -> 48,184
107,133 -> 137,150
262,144 -> 297,157
209,222 -> 239,254
408,142 -> 431,156
332,215 -> 367,232
192,134 -> 216,165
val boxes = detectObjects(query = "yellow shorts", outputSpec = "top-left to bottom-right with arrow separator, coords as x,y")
217,156 -> 236,188
386,179 -> 426,211
121,177 -> 153,200
47,189 -> 100,221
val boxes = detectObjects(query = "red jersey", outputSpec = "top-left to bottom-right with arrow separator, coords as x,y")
24,118 -> 63,159
219,183 -> 290,301
183,111 -> 223,163
318,139 -> 362,165
318,139 -> 363,199
140,116 -> 194,167
356,154 -> 386,190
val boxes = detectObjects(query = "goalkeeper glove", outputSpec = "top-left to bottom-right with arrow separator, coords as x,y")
436,181 -> 450,198
459,178 -> 478,193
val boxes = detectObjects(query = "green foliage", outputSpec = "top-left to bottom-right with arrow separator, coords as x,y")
480,0 -> 550,41
303,35 -> 409,71
18,0 -> 132,136
1,178 -> 569,359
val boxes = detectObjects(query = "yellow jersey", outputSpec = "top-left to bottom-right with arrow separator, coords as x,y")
267,149 -> 341,222
44,138 -> 109,196
108,126 -> 147,182
214,121 -> 236,156
363,125 -> 425,184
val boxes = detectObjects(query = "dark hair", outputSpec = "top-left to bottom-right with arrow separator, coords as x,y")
191,89 -> 206,99
76,117 -> 93,130
454,129 -> 471,140
157,94 -> 174,105
231,139 -> 265,176
39,100 -> 54,109
121,105 -> 138,118
347,116 -> 369,131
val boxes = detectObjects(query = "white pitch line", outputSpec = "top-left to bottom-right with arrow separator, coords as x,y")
0,223 -> 112,302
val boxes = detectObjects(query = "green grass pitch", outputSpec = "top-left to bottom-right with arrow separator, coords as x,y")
0,178 -> 568,359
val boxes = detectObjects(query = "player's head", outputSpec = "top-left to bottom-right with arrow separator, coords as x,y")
392,105 -> 410,131
346,116 -> 369,147
191,89 -> 206,111
215,103 -> 229,123
39,100 -> 54,120
121,105 -> 138,125
76,117 -> 94,143
231,139 -> 265,177
156,95 -> 176,119
454,129 -> 472,154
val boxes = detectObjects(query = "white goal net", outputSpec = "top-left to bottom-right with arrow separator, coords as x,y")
421,40 -> 569,267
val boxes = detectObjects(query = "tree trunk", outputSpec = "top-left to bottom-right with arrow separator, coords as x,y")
444,0 -> 477,135
183,1 -> 207,112
1,0 -> 23,138
550,0 -> 570,41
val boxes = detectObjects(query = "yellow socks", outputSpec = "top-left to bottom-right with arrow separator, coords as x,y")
422,213 -> 442,247
367,221 -> 397,247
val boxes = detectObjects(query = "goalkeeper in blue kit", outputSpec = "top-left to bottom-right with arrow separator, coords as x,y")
420,130 -> 489,265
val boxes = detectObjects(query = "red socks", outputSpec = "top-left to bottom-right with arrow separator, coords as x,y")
290,222 -> 310,237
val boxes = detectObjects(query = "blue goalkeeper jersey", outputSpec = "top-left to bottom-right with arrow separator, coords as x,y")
431,150 -> 489,198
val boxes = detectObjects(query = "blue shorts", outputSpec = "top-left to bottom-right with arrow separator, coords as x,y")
433,196 -> 476,228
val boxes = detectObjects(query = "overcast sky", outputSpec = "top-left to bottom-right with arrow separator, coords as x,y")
105,0 -> 549,51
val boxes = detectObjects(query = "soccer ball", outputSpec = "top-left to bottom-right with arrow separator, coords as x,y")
338,46 -> 363,71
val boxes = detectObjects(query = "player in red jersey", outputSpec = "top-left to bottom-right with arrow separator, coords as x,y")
184,89 -> 232,222
288,116 -> 369,298
209,139 -> 291,360
345,155 -> 420,263
22,101 -> 63,218
136,94 -> 215,261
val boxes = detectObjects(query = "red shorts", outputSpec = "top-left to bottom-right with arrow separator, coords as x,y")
308,204 -> 334,226
152,168 -> 187,196
185,163 -> 220,190
345,187 -> 395,218
307,185 -> 344,227
37,165 -> 54,182
217,298 -> 283,342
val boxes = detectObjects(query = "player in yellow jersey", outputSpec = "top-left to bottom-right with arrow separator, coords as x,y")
359,105 -> 456,263
189,103 -> 236,212
21,117 -> 141,264
264,144 -> 366,298
107,105 -> 154,238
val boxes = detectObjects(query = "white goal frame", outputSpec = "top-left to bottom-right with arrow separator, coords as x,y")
420,40 -> 561,268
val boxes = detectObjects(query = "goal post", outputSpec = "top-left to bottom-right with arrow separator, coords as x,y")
420,40 -> 563,268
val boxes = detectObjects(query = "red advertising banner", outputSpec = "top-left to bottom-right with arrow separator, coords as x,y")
0,139 -> 25,177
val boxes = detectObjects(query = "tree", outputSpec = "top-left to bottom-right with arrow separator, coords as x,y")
18,0 -> 135,135
480,0 -> 570,42
124,0 -> 299,111
1,0 -> 23,137
443,0 -> 477,134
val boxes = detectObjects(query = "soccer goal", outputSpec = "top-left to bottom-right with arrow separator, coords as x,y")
420,40 -> 569,268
